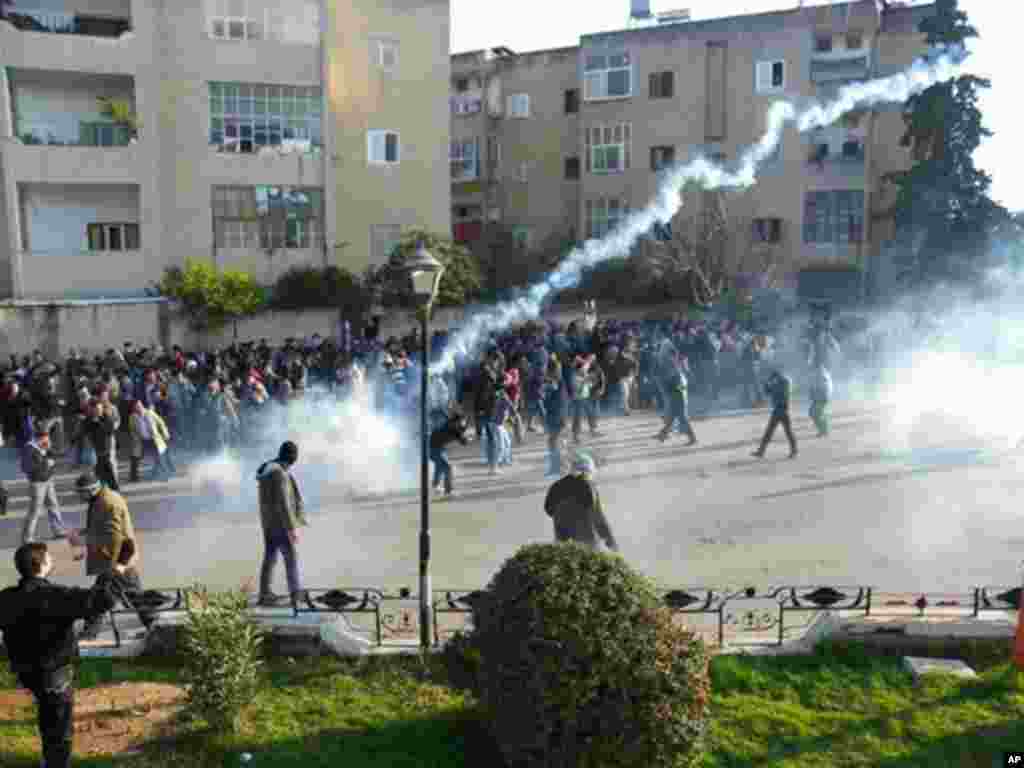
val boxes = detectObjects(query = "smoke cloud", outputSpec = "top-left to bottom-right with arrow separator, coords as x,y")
430,46 -> 967,377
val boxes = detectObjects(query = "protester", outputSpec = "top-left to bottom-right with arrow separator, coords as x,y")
544,453 -> 618,552
21,426 -> 68,543
128,398 -> 173,482
70,471 -> 152,638
430,411 -> 472,497
752,369 -> 798,459
256,441 -> 307,607
0,542 -> 124,768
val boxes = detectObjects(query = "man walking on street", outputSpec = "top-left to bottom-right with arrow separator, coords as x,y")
544,453 -> 618,553
256,441 -> 307,606
0,542 -> 123,768
22,427 -> 69,543
70,471 -> 152,638
753,369 -> 798,459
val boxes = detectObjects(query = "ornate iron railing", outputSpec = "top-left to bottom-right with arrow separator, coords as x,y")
102,584 -> 1021,650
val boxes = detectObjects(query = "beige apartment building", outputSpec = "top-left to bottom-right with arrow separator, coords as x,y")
0,0 -> 450,300
449,0 -> 935,292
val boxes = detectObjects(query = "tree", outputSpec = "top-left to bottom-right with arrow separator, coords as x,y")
886,0 -> 1006,285
634,183 -> 783,306
371,229 -> 482,307
157,259 -> 265,333
270,265 -> 372,316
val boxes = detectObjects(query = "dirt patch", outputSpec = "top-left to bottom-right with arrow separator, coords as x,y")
0,682 -> 185,756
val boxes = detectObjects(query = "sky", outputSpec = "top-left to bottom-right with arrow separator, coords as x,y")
450,0 -> 1019,211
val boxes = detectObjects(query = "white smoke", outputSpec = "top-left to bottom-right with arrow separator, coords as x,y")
431,46 -> 967,377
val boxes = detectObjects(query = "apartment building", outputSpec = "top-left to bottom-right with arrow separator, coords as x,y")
0,0 -> 450,300
449,0 -> 935,288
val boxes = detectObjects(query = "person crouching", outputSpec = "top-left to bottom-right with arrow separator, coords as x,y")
429,411 -> 472,497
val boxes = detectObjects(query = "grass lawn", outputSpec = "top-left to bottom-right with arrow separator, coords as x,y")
1,642 -> 1022,767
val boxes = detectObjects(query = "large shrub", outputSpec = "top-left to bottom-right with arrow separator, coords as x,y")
271,265 -> 372,315
459,543 -> 711,768
182,586 -> 263,733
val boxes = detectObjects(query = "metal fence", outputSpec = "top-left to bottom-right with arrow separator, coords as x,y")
107,584 -> 1021,650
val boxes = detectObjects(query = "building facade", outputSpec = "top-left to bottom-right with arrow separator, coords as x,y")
0,0 -> 450,299
448,0 -> 935,290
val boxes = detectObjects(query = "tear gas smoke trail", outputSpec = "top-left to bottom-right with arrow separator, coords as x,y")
430,46 -> 967,377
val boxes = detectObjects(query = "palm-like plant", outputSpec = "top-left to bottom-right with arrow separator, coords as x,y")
96,96 -> 141,136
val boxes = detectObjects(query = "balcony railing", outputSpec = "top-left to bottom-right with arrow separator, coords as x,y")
1,8 -> 131,37
811,53 -> 871,83
16,122 -> 134,147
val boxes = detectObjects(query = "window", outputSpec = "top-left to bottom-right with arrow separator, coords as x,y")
584,52 -> 631,100
585,198 -> 629,239
450,139 -> 479,181
512,226 -> 530,250
367,130 -> 400,165
79,122 -> 131,147
507,93 -> 530,119
565,156 -> 580,180
86,223 -> 139,251
756,60 -> 785,93
585,123 -> 631,174
209,82 -> 322,153
453,206 -> 483,244
803,190 -> 864,244
649,71 -> 674,99
815,36 -> 833,53
208,0 -> 263,40
213,185 -> 323,249
752,218 -> 782,244
650,145 -> 675,172
451,95 -> 482,115
845,32 -> 863,50
486,135 -> 501,173
564,88 -> 580,114
371,223 -> 402,262
376,40 -> 398,72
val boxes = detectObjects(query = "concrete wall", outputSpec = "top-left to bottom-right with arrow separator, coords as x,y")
0,298 -> 692,359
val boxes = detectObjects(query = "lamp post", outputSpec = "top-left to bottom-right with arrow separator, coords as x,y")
394,241 -> 445,650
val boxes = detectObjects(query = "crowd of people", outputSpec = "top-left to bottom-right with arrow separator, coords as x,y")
0,310 -> 850,516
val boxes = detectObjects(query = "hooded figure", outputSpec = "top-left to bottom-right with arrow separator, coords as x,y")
544,452 -> 618,552
256,441 -> 306,606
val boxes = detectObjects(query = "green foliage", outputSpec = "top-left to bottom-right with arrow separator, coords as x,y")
181,586 -> 263,733
463,542 -> 711,768
375,229 -> 482,307
270,265 -> 372,315
96,96 -> 140,133
157,259 -> 266,329
887,0 -> 1006,284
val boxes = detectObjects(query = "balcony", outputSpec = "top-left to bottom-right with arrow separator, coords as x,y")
3,70 -> 138,180
810,48 -> 871,83
15,181 -> 150,298
0,4 -> 131,37
0,3 -> 136,73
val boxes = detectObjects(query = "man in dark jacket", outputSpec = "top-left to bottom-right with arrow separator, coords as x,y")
429,412 -> 471,496
256,441 -> 306,607
83,398 -> 120,490
22,427 -> 68,543
0,542 -> 123,768
753,369 -> 798,459
544,453 -> 618,552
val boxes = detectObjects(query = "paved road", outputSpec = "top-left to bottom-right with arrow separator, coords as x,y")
0,401 -> 1020,594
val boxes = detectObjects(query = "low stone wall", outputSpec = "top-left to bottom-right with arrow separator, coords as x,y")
0,299 -> 691,358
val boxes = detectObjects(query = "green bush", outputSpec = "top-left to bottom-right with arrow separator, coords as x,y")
271,265 -> 372,313
463,542 -> 711,768
181,586 -> 263,733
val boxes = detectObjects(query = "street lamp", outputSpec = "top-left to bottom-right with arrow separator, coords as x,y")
394,241 -> 445,650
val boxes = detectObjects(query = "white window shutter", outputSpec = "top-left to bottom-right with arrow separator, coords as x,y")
756,62 -> 772,93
